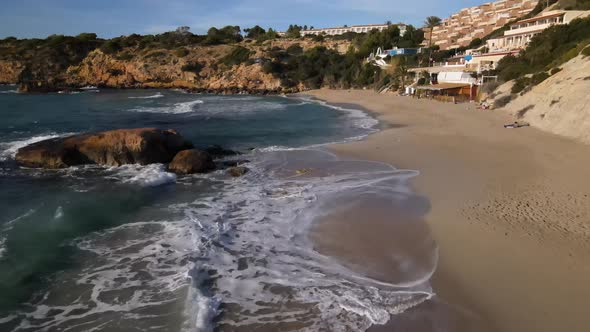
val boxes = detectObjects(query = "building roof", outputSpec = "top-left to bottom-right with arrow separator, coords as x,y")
417,83 -> 471,90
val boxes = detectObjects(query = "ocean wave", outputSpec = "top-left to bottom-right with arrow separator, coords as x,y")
292,95 -> 379,131
174,149 -> 435,330
0,133 -> 74,161
129,99 -> 204,114
107,164 -> 177,186
128,92 -> 165,99
7,149 -> 434,331
10,220 -> 202,331
0,89 -> 18,94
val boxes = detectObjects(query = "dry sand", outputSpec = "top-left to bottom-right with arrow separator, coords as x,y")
305,89 -> 590,332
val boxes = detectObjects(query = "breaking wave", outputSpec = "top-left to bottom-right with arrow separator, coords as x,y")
7,148 -> 436,331
0,133 -> 74,161
128,92 -> 165,99
107,164 -> 177,187
129,99 -> 204,114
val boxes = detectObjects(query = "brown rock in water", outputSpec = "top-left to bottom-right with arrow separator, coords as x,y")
168,149 -> 215,175
15,128 -> 193,169
227,166 -> 249,177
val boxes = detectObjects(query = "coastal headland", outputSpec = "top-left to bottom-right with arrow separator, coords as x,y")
307,89 -> 590,332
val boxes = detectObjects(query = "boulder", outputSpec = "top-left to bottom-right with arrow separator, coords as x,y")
227,166 -> 249,177
168,149 -> 215,175
15,128 -> 193,169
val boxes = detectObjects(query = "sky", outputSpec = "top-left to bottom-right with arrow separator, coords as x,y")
0,0 -> 488,39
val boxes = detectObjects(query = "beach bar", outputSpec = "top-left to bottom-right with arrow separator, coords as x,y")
415,83 -> 477,102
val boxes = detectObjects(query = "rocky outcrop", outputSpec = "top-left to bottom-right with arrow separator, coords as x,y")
227,166 -> 249,177
0,60 -> 25,84
0,39 -> 351,93
168,149 -> 215,174
15,128 -> 193,168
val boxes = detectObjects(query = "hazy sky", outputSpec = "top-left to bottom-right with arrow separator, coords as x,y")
0,0 -> 487,38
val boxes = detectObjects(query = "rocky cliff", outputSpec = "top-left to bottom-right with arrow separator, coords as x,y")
0,38 -> 350,93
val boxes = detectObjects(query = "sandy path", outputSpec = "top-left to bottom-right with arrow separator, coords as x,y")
305,89 -> 590,332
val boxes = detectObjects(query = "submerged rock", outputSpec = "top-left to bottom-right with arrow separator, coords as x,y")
15,128 -> 193,169
227,166 -> 249,177
221,159 -> 250,168
168,149 -> 215,174
205,145 -> 240,159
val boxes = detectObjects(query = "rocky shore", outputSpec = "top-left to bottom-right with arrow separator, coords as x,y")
15,128 -> 247,176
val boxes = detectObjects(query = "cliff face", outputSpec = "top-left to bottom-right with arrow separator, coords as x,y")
503,55 -> 590,144
0,39 -> 350,93
0,60 -> 24,83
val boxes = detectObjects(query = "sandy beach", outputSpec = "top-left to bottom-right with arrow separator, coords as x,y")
306,89 -> 590,332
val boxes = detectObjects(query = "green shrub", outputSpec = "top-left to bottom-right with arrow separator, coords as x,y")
511,78 -> 529,94
262,61 -> 284,74
116,52 -> 134,61
174,48 -> 189,57
531,72 -> 550,86
286,44 -> 303,56
550,67 -> 562,75
181,62 -> 204,73
583,45 -> 590,56
100,40 -> 121,54
220,46 -> 252,66
108,68 -> 123,76
144,51 -> 166,58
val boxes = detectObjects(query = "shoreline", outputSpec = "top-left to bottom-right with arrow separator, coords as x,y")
306,89 -> 590,332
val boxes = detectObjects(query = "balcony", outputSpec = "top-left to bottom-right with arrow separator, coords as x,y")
505,22 -> 556,36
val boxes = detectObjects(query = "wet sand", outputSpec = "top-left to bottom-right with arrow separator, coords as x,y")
305,89 -> 590,332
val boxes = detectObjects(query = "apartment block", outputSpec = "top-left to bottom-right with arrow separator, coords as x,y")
427,0 -> 539,50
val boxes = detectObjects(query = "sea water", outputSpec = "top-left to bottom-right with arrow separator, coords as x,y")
0,86 -> 437,331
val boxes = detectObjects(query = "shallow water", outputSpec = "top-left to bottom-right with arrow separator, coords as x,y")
0,87 -> 438,331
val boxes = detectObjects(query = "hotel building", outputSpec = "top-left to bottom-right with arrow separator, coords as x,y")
301,24 -> 407,37
428,0 -> 539,50
486,10 -> 590,51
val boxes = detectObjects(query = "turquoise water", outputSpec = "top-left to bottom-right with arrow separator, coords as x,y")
0,86 -> 437,331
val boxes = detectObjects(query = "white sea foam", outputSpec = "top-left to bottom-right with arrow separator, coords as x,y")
128,92 -> 164,99
8,149 -> 435,331
54,206 -> 64,219
0,133 -> 73,161
0,89 -> 18,94
129,99 -> 204,114
175,150 -> 435,330
0,237 -> 6,259
109,164 -> 177,186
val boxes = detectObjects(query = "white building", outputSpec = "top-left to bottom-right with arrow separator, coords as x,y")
301,24 -> 407,37
487,10 -> 590,52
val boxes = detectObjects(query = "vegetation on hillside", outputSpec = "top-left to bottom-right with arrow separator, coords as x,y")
496,17 -> 590,80
491,17 -> 590,96
0,22 -> 427,92
260,25 -> 425,90
558,0 -> 590,10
